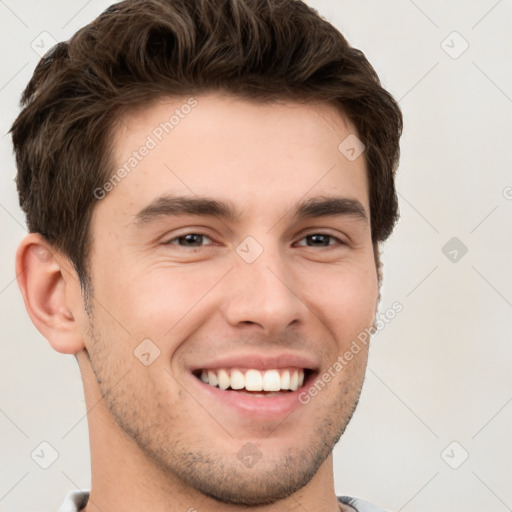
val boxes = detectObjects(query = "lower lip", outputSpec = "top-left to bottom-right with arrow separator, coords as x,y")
189,373 -> 313,420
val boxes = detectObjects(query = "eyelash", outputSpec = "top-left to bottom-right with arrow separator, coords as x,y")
165,232 -> 345,249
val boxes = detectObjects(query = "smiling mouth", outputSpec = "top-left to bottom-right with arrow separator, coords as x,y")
193,368 -> 311,395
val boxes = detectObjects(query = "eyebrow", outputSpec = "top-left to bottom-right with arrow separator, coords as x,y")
133,194 -> 368,225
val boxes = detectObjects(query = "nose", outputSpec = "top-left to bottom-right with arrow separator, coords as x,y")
219,240 -> 309,336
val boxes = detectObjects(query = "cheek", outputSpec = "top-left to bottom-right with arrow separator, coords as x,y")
305,262 -> 378,339
93,264 -> 227,352
89,242 -> 377,346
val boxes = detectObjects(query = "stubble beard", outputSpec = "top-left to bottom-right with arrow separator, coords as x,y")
84,308 -> 365,506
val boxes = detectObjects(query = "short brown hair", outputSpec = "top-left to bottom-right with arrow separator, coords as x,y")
11,0 -> 402,288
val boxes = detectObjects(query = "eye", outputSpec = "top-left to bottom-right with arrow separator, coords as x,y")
163,232 -> 344,249
295,233 -> 344,248
165,233 -> 214,248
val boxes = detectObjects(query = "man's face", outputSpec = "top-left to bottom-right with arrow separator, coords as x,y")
81,92 -> 378,505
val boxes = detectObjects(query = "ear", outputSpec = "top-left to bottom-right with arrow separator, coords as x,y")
16,233 -> 86,354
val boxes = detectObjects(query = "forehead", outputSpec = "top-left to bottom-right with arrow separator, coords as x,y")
97,92 -> 369,226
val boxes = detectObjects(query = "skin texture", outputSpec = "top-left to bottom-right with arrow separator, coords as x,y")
16,92 -> 378,512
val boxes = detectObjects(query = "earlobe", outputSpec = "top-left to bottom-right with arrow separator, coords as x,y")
16,233 -> 85,354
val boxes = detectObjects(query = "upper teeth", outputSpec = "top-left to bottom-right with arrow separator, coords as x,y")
199,368 -> 305,392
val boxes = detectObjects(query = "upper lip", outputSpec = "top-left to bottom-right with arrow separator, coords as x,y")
189,351 -> 319,372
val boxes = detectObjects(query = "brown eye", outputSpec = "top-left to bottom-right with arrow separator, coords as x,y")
296,234 -> 343,247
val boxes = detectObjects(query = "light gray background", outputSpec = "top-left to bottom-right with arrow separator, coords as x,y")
1,1 -> 511,511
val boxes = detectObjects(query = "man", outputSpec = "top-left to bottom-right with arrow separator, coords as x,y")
11,0 -> 402,510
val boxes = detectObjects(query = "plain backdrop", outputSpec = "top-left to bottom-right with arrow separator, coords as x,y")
1,1 -> 511,511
